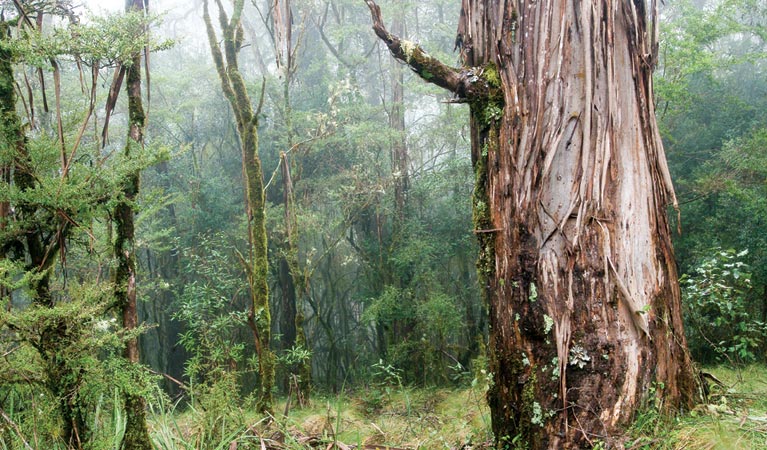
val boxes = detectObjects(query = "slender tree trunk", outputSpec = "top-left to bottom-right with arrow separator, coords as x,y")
116,1 -> 153,448
203,0 -> 274,413
762,284 -> 766,325
389,18 -> 408,230
271,0 -> 312,401
365,0 -> 700,447
279,152 -> 312,400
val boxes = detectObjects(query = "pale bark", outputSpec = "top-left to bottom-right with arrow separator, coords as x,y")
366,0 -> 700,447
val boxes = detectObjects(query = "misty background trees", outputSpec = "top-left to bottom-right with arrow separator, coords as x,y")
0,0 -> 765,448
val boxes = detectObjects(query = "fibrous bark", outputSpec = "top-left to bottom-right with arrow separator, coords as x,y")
365,0 -> 700,447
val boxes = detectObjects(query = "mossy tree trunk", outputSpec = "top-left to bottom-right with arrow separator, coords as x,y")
203,0 -> 274,413
114,1 -> 153,449
365,0 -> 700,447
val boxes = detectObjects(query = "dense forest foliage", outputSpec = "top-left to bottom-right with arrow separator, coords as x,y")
0,0 -> 765,448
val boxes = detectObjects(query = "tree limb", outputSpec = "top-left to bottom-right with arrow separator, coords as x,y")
364,0 -> 459,90
364,0 -> 481,99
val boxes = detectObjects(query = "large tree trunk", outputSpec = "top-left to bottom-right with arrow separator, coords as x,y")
365,0 -> 700,447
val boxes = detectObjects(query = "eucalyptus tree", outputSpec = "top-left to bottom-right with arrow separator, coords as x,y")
366,0 -> 699,447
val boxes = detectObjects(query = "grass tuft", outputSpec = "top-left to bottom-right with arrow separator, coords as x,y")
627,365 -> 767,449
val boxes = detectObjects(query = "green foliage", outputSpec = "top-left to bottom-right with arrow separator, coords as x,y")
174,233 -> 251,383
657,0 -> 767,363
0,282 -> 155,448
278,344 -> 312,368
681,248 -> 767,364
1,11 -> 172,67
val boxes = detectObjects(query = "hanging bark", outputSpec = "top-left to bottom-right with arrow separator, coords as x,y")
389,18 -> 408,229
203,0 -> 275,413
114,1 -> 153,448
279,151 -> 312,402
365,0 -> 700,447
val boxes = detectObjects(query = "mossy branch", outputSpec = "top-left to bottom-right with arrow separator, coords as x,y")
363,0 -> 495,101
203,0 -> 239,123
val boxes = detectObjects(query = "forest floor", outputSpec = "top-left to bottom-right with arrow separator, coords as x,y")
151,365 -> 767,449
627,364 -> 767,449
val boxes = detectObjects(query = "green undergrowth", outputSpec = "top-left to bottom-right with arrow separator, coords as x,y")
627,365 -> 767,449
12,367 -> 761,449
148,385 -> 492,449
146,366 -> 767,449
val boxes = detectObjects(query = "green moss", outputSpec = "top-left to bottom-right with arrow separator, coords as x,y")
469,67 -> 504,293
401,39 -> 417,63
470,63 -> 504,130
472,128 -> 496,281
483,62 -> 501,89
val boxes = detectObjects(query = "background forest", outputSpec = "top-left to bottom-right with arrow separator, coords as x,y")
0,0 -> 765,448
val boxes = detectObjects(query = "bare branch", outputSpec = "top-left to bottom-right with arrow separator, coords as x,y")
101,64 -> 126,147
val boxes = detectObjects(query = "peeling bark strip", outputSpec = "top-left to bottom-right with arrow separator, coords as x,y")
365,0 -> 700,448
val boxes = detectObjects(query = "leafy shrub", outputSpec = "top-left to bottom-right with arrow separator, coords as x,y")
681,248 -> 767,364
